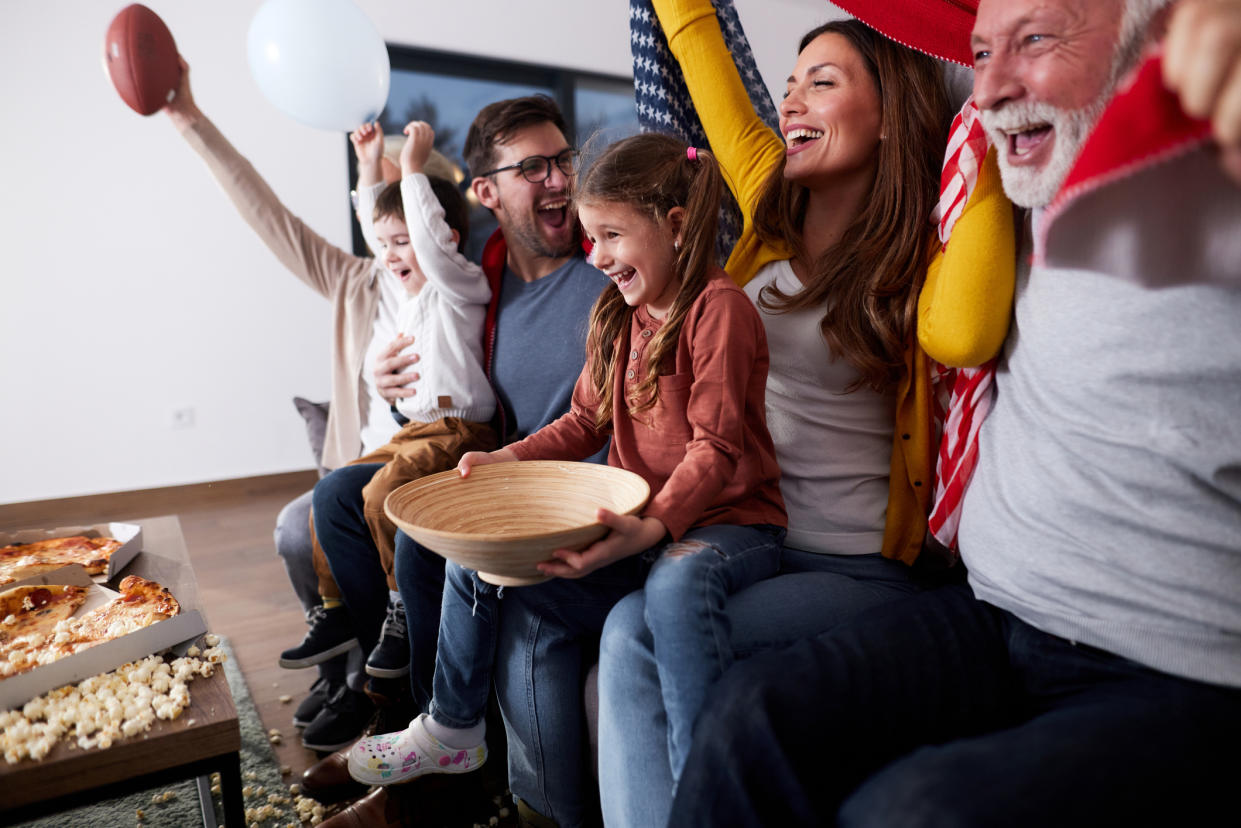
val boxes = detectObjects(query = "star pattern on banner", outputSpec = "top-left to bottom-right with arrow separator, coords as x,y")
628,0 -> 780,261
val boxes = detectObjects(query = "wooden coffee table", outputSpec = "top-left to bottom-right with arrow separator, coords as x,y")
0,516 -> 244,828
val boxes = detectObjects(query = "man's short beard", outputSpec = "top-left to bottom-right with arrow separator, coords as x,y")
981,95 -> 1111,209
501,209 -> 579,260
982,0 -> 1169,209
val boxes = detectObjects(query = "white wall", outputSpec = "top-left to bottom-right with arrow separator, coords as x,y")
0,0 -> 839,505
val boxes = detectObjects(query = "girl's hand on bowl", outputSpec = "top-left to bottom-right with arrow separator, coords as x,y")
458,447 -> 518,478
538,511 -> 666,579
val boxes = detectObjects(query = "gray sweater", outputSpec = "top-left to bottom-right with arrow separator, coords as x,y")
959,220 -> 1241,688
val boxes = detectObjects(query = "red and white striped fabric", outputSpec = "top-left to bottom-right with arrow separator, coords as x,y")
927,97 -> 997,551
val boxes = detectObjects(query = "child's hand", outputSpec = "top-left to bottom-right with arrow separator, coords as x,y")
458,448 -> 517,478
350,121 -> 385,186
401,121 -> 435,176
537,511 -> 666,579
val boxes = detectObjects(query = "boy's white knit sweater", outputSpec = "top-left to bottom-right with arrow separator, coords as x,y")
362,174 -> 494,425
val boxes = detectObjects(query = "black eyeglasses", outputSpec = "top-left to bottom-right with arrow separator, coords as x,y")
478,148 -> 579,183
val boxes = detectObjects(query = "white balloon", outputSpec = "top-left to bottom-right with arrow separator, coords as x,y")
247,0 -> 390,132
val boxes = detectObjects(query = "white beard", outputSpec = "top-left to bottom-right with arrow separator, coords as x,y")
980,95 -> 1110,209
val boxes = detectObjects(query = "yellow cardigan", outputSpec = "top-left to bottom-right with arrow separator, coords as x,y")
654,0 -> 1015,564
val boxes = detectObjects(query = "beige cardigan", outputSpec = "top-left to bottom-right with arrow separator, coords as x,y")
182,118 -> 382,470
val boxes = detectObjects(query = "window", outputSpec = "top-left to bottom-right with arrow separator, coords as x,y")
351,45 -> 638,262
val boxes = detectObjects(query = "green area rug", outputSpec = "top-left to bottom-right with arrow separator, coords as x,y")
13,636 -> 297,828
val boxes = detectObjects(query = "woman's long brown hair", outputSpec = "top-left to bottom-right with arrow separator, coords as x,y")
575,133 -> 725,429
754,20 -> 950,392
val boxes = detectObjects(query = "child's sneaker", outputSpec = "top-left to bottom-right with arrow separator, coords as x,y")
347,712 -> 487,786
279,605 -> 358,668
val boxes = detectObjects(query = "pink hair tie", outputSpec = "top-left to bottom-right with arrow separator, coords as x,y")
686,146 -> 698,161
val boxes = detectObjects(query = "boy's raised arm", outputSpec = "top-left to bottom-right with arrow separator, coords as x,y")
398,121 -> 491,306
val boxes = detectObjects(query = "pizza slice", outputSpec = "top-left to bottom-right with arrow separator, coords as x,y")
0,584 -> 90,677
52,575 -> 181,659
0,535 -> 123,585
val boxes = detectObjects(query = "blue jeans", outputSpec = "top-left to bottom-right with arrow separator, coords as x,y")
312,463 -> 388,660
466,528 -> 769,824
275,487 -> 364,688
668,583 -> 1241,827
642,523 -> 783,779
392,530 -> 447,711
427,550 -> 646,828
598,548 -> 926,828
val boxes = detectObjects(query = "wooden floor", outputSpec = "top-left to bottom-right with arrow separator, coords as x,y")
0,471 -> 326,784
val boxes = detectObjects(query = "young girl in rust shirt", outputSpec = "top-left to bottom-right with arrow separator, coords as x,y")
345,132 -> 787,791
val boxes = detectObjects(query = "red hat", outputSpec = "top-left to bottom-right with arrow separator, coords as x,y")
828,0 -> 979,66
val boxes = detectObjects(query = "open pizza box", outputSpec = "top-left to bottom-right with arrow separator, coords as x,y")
0,522 -> 144,585
0,564 -> 207,710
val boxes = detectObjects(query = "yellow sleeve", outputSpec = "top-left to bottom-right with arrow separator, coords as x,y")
918,148 -> 1016,367
653,0 -> 786,220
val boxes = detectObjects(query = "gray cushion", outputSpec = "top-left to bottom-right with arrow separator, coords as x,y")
292,397 -> 330,477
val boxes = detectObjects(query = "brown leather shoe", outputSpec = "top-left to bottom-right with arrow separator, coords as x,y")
300,743 -> 367,805
317,787 -> 402,828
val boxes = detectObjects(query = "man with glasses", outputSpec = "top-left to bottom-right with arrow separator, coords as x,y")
309,95 -> 610,828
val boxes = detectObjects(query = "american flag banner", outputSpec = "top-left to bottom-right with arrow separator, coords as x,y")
629,0 -> 779,256
629,0 -> 779,140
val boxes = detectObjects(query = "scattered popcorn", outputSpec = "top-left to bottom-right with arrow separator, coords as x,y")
280,764 -> 292,776
490,817 -> 499,826
186,644 -> 201,657
205,633 -> 220,647
278,694 -> 293,704
1,636 -> 228,765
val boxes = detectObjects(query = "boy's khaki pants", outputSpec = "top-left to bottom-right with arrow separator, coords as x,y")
310,416 -> 497,599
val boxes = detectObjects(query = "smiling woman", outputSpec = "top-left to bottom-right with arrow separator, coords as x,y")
595,2 -> 1015,825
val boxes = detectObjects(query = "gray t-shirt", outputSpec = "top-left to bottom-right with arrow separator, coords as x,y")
491,256 -> 609,447
745,260 -> 893,556
959,218 -> 1241,688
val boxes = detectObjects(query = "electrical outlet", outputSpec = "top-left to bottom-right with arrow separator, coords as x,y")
172,406 -> 196,430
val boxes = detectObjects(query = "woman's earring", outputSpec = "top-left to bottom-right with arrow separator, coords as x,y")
673,239 -> 681,251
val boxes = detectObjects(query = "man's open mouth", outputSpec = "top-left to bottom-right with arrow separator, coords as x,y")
537,199 -> 569,228
1007,124 -> 1053,158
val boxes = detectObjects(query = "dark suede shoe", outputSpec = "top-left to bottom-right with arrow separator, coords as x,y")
293,676 -> 336,728
279,605 -> 359,669
301,685 -> 373,752
365,598 -> 410,678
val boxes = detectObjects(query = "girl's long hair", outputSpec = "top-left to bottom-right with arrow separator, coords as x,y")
754,20 -> 950,392
575,133 -> 725,429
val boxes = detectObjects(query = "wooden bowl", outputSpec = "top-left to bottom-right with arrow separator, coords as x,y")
384,461 -> 650,586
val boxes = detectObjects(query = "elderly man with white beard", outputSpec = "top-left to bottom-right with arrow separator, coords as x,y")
662,1 -> 1241,826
